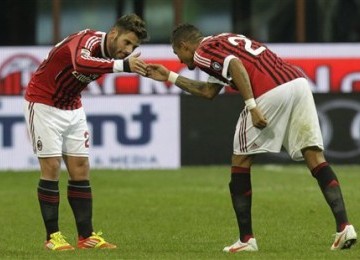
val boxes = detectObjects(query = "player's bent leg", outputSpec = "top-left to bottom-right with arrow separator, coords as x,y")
224,154 -> 257,252
64,155 -> 116,249
302,147 -> 357,250
38,157 -> 64,248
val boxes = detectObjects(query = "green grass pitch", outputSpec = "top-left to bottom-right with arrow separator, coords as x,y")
0,165 -> 359,259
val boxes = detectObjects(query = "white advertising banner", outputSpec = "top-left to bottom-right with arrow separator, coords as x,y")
0,96 -> 180,170
1,44 -> 360,96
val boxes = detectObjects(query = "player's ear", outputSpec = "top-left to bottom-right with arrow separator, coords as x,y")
108,28 -> 118,39
179,41 -> 189,50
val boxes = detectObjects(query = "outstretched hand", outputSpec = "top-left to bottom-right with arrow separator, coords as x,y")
127,52 -> 147,76
146,64 -> 170,82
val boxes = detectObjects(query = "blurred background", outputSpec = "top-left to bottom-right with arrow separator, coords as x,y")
1,0 -> 360,169
1,0 -> 360,46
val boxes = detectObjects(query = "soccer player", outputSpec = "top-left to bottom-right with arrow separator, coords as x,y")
23,14 -> 148,251
146,24 -> 357,252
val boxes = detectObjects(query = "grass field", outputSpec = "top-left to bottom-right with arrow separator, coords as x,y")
0,165 -> 359,259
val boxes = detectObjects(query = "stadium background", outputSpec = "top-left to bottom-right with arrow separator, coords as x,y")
1,0 -> 360,169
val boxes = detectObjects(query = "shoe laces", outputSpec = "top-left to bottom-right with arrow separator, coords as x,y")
90,231 -> 105,241
51,232 -> 68,244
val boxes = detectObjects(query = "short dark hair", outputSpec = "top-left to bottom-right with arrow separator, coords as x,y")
171,23 -> 203,47
114,14 -> 148,42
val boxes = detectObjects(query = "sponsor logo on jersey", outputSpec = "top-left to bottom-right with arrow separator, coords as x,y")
72,71 -> 99,84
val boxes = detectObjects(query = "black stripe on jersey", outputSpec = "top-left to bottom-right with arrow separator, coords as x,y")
265,52 -> 303,82
199,46 -> 225,66
282,63 -> 298,80
284,62 -> 304,79
64,82 -> 86,110
53,76 -> 78,108
55,80 -> 80,109
52,68 -> 74,101
263,52 -> 288,83
55,65 -> 73,83
267,52 -> 297,81
258,52 -> 283,85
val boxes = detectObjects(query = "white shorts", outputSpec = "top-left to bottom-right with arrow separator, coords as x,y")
233,77 -> 324,161
24,101 -> 90,158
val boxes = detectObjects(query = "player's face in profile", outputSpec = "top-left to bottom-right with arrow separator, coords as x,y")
108,30 -> 140,59
172,44 -> 196,70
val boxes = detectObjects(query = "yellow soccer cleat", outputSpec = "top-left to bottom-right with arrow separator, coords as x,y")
77,231 -> 117,249
45,231 -> 75,251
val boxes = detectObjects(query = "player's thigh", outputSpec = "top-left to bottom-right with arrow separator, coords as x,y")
233,86 -> 292,155
62,107 -> 90,157
24,101 -> 64,157
284,79 -> 324,160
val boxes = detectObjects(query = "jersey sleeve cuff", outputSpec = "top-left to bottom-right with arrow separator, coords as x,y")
222,55 -> 237,80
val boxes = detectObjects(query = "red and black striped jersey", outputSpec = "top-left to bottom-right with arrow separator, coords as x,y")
194,33 -> 305,98
25,29 -> 115,109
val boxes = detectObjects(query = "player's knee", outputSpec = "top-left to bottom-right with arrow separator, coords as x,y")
302,147 -> 326,169
69,157 -> 90,180
39,157 -> 62,179
231,154 -> 253,167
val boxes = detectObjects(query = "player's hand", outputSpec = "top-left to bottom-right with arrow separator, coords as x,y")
249,107 -> 268,129
146,64 -> 170,81
127,52 -> 147,76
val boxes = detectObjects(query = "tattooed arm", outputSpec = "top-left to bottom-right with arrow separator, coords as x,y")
146,64 -> 223,99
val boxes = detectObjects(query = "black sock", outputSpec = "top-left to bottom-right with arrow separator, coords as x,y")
67,180 -> 93,238
311,162 -> 349,232
38,179 -> 60,240
229,166 -> 253,242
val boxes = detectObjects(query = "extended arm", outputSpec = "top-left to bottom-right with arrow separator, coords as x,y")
67,32 -> 146,76
146,64 -> 223,99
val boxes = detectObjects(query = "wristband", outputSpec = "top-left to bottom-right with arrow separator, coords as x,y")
168,71 -> 179,84
123,59 -> 131,72
113,60 -> 124,72
245,98 -> 257,110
